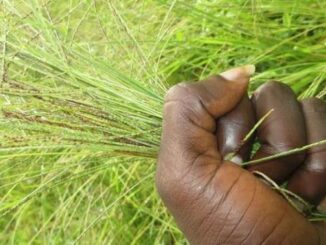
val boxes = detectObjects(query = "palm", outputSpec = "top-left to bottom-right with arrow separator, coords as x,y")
175,162 -> 318,244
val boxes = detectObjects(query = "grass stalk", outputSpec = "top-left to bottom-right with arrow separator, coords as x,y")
242,139 -> 326,166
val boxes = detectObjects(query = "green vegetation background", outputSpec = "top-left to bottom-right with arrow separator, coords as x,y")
0,0 -> 325,244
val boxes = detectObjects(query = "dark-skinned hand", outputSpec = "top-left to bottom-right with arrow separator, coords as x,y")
156,66 -> 326,244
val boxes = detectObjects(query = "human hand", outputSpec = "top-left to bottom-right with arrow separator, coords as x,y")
156,66 -> 326,244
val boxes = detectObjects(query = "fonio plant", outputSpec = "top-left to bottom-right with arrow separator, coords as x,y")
1,0 -> 325,243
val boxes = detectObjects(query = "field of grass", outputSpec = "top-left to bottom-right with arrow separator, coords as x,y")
1,0 -> 325,244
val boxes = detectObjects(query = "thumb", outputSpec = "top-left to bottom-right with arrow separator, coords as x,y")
220,65 -> 255,83
165,65 -> 255,119
210,64 -> 255,117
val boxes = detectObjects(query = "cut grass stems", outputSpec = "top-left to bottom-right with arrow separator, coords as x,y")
1,0 -> 326,243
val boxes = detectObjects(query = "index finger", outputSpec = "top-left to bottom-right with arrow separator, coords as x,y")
247,81 -> 307,183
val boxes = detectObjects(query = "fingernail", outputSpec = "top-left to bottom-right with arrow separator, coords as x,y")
230,155 -> 243,165
243,64 -> 256,76
220,65 -> 255,82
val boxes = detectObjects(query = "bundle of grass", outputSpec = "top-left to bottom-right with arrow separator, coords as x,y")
0,0 -> 325,243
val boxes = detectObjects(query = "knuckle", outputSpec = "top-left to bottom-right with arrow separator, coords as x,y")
301,97 -> 322,104
163,82 -> 216,133
164,83 -> 186,102
301,97 -> 326,111
164,83 -> 205,122
164,82 -> 195,103
263,80 -> 288,90
254,81 -> 291,97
